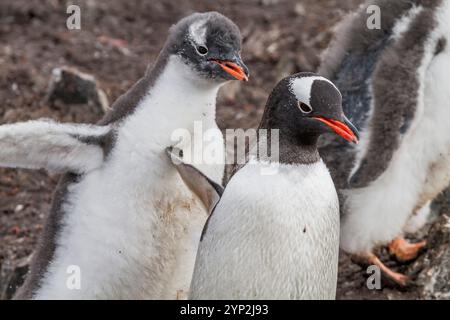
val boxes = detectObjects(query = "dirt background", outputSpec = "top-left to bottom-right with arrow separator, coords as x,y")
0,0 -> 448,300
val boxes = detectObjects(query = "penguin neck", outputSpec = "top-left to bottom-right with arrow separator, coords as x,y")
278,131 -> 321,165
118,55 -> 222,149
258,117 -> 321,165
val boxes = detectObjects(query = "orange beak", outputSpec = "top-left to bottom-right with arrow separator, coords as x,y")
314,117 -> 359,143
211,60 -> 249,81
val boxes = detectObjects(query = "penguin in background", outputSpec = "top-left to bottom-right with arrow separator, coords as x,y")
168,73 -> 359,300
1,12 -> 249,299
318,0 -> 450,285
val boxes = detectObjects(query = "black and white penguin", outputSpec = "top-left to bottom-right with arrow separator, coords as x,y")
0,12 -> 249,299
168,73 -> 358,300
318,0 -> 450,285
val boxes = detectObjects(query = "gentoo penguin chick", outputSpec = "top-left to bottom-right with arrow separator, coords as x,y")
1,12 -> 248,299
318,0 -> 450,285
168,73 -> 359,300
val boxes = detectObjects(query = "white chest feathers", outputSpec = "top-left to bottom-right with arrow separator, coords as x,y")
190,160 -> 340,300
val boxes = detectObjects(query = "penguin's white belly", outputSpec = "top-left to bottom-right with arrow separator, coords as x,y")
190,160 -> 340,300
341,36 -> 450,254
34,153 -> 212,299
416,41 -> 450,204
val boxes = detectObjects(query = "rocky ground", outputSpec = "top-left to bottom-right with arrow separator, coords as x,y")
0,0 -> 448,300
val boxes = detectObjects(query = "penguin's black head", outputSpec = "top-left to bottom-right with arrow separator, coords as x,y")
263,72 -> 359,144
165,12 -> 249,83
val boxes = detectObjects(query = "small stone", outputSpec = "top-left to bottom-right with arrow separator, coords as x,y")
46,66 -> 109,115
11,83 -> 18,93
295,3 -> 306,16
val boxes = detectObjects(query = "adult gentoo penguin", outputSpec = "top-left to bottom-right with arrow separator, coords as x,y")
168,73 -> 359,300
0,12 -> 248,299
318,0 -> 450,285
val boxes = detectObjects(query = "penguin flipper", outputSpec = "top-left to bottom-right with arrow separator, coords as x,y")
0,119 -> 111,173
165,147 -> 223,214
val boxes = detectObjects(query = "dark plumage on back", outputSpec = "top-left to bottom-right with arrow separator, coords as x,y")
319,0 -> 443,188
317,0 -> 449,286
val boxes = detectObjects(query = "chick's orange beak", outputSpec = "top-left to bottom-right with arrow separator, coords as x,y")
314,117 -> 359,143
211,60 -> 249,81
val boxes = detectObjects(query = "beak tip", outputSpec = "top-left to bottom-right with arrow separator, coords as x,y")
314,116 -> 359,144
212,59 -> 249,82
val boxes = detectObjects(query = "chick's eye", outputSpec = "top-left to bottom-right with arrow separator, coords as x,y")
298,102 -> 313,114
196,45 -> 208,55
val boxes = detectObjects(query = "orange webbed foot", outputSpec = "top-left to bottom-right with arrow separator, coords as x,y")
389,237 -> 427,262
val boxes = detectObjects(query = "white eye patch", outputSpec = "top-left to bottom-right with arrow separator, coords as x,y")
189,19 -> 208,46
289,76 -> 339,106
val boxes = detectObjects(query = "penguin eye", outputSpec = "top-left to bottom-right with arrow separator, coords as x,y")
196,45 -> 208,56
298,102 -> 313,114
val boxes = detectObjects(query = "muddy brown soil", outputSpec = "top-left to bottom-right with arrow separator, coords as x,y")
0,0 -> 448,300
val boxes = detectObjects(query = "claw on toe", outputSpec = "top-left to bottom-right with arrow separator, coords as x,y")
389,237 -> 427,262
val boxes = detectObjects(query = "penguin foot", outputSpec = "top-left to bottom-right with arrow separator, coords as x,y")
367,253 -> 410,287
389,237 -> 427,262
